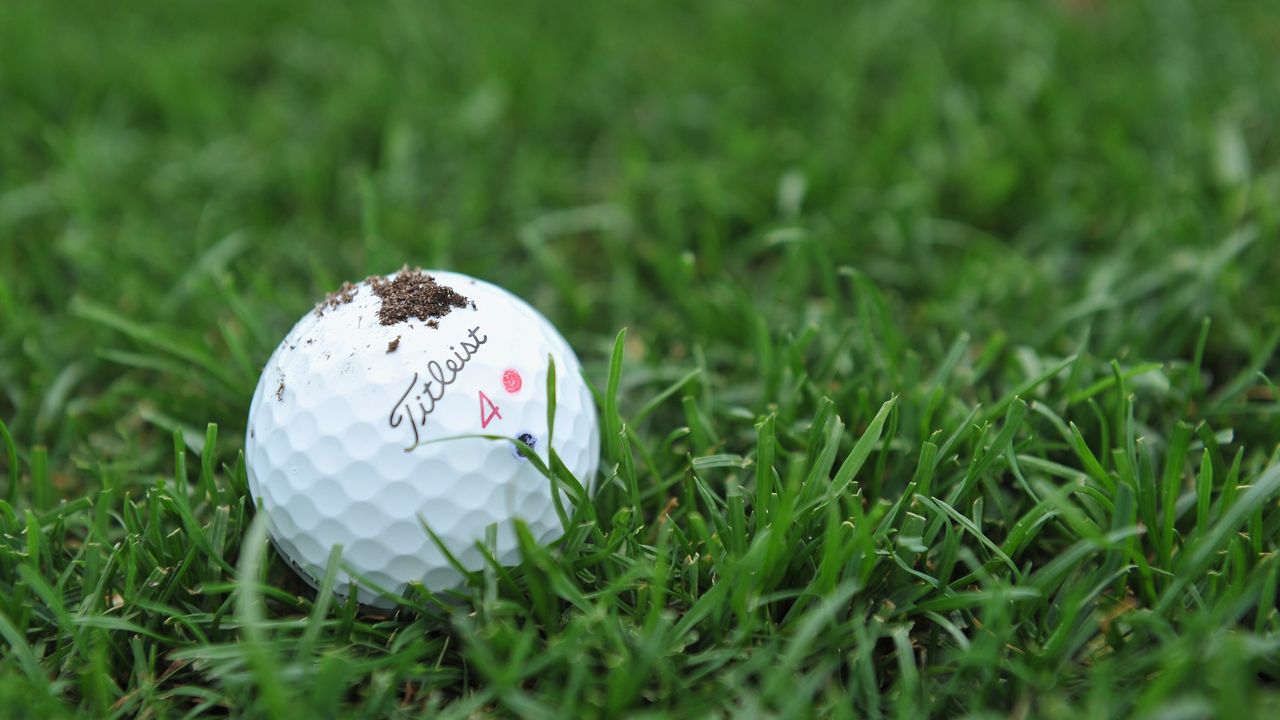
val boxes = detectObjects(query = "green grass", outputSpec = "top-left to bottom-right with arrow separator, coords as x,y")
3,0 -> 1280,716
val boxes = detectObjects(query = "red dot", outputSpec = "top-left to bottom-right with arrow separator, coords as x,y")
502,369 -> 523,394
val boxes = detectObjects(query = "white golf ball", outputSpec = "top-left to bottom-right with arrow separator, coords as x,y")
245,269 -> 600,607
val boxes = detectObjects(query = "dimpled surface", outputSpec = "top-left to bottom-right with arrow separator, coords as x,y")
245,270 -> 600,607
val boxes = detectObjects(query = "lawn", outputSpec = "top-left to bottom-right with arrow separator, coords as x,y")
2,0 -> 1280,716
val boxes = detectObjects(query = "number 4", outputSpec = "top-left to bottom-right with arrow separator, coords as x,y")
479,391 -> 502,429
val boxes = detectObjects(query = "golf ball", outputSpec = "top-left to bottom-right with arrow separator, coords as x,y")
245,269 -> 600,607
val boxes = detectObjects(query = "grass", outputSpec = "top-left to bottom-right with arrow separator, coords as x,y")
3,0 -> 1280,716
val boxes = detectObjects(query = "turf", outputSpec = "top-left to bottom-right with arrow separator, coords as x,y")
3,0 -> 1280,716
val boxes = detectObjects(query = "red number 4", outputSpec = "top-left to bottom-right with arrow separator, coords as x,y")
479,391 -> 502,429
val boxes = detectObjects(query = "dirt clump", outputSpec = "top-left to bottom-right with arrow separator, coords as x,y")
315,281 -> 359,316
368,267 -> 469,327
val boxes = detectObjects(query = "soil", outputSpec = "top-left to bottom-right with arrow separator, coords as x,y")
369,267 -> 469,327
314,281 -> 359,316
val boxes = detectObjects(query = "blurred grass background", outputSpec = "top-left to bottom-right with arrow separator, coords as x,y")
2,0 -> 1280,716
3,0 -> 1276,453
